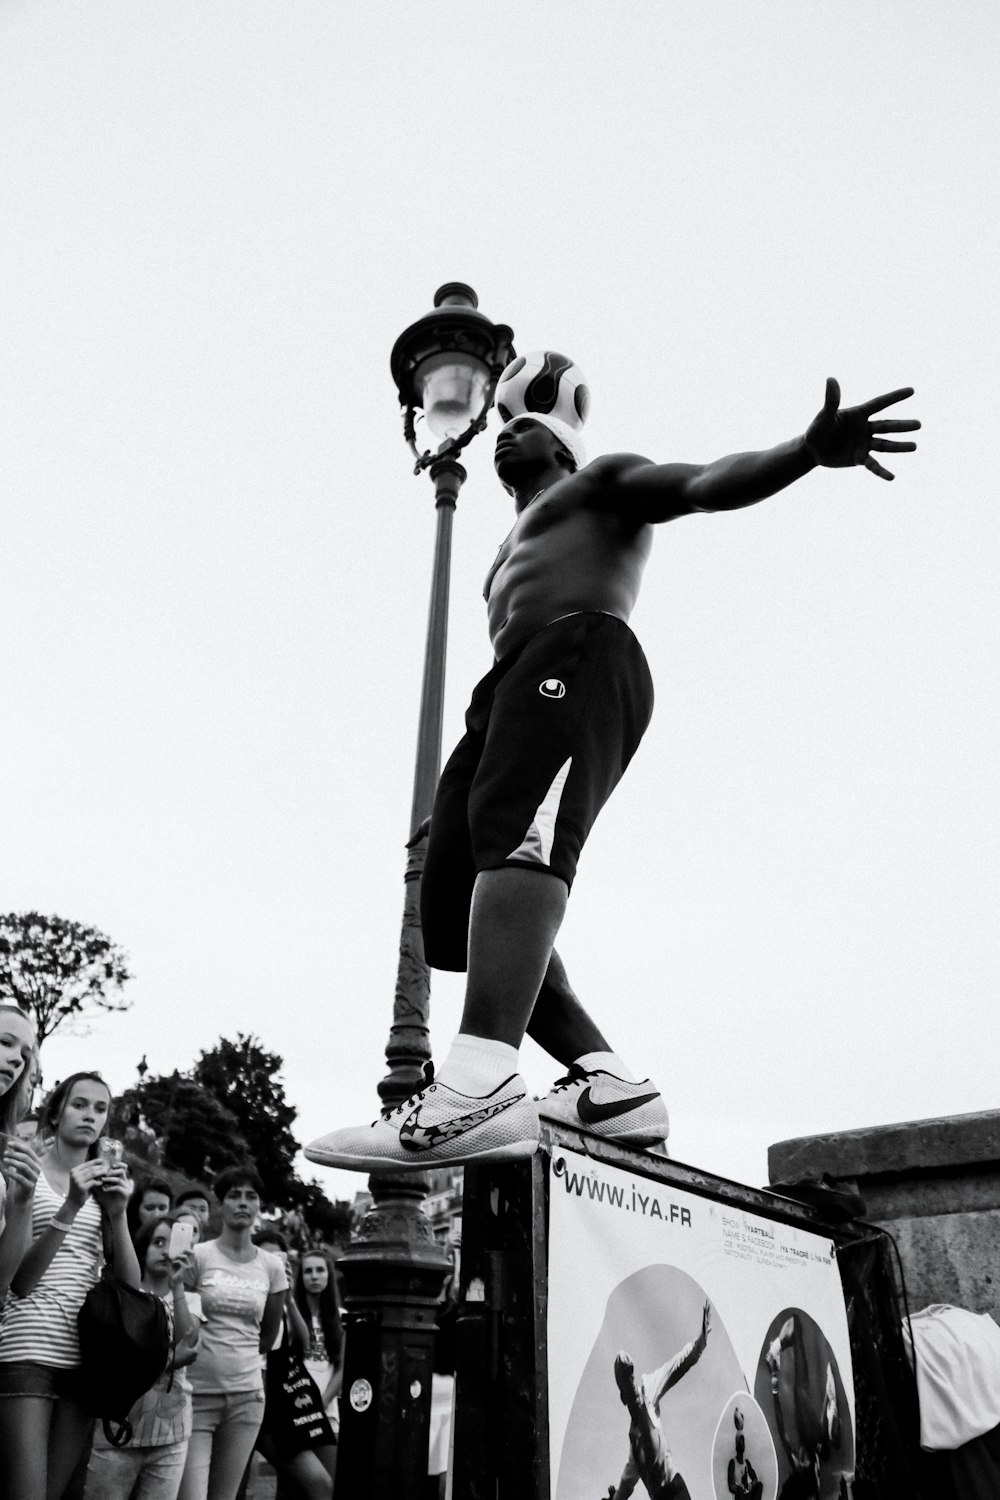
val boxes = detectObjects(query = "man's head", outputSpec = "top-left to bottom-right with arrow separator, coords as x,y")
494,414 -> 585,492
175,1187 -> 212,1225
613,1351 -> 642,1417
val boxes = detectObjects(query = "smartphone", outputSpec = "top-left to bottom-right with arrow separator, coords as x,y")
170,1220 -> 196,1258
97,1138 -> 124,1168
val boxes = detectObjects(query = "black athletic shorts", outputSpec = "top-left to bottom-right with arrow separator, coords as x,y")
659,1474 -> 691,1500
421,612 -> 654,972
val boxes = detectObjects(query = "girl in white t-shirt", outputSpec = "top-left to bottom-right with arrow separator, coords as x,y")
0,1069 -> 140,1500
293,1250 -> 344,1428
178,1167 -> 286,1500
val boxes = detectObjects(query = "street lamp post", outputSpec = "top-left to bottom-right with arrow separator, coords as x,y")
333,286 -> 514,1499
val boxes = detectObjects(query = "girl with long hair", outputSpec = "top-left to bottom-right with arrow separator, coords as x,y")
87,1213 -> 201,1500
253,1230 -> 335,1500
0,1004 -> 41,1295
0,1069 -> 139,1500
292,1250 -> 344,1431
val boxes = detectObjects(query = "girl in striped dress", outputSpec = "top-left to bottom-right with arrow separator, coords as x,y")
0,1004 -> 41,1297
0,1070 -> 139,1500
86,1214 -> 202,1499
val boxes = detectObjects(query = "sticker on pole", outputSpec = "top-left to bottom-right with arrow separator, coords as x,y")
349,1378 -> 373,1413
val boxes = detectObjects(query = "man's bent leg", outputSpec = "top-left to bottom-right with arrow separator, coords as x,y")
304,866 -> 545,1172
526,950 -> 611,1065
457,867 -> 568,1045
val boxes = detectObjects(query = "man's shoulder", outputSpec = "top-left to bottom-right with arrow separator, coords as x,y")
582,451 -> 655,484
574,452 -> 657,508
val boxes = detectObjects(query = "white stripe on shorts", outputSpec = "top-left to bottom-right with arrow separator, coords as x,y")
505,758 -> 572,868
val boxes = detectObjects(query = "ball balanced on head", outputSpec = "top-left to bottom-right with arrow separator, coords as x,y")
495,348 -> 590,471
495,349 -> 589,428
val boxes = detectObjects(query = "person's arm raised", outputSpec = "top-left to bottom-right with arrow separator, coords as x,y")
600,379 -> 919,523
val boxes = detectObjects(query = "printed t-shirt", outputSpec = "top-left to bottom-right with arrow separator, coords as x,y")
92,1291 -> 205,1449
186,1241 -> 286,1394
0,1175 -> 103,1367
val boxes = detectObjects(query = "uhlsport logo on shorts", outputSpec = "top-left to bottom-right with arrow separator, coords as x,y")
539,678 -> 566,698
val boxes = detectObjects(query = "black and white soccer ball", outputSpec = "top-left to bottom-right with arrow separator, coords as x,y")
495,349 -> 590,430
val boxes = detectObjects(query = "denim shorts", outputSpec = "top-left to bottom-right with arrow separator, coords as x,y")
0,1361 -> 81,1400
190,1389 -> 265,1431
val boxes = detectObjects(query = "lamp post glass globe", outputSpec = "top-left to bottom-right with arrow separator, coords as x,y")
390,283 -> 515,456
417,350 -> 491,441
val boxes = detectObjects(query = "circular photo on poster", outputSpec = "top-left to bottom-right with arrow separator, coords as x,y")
753,1309 -> 855,1499
711,1393 -> 778,1500
555,1264 -> 747,1500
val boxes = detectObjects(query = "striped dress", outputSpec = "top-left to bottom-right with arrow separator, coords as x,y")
0,1175 -> 102,1368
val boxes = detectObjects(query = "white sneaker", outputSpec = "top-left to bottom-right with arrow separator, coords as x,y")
304,1074 -> 540,1173
536,1064 -> 669,1147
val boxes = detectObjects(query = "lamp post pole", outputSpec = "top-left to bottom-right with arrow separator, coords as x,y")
333,289 -> 513,1500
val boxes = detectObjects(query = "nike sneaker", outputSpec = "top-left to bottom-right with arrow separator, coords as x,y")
304,1074 -> 540,1173
536,1063 -> 669,1147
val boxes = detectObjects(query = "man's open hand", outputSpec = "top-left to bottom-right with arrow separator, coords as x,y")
805,378 -> 919,481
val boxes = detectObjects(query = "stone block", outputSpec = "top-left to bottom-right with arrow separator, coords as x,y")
768,1109 -> 1000,1323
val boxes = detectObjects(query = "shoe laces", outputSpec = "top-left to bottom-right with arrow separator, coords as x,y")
548,1062 -> 590,1094
379,1083 -> 437,1123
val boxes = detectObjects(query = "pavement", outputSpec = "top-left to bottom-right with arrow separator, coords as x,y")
244,1456 -> 278,1499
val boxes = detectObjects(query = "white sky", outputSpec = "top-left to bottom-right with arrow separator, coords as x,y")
2,2 -> 997,1204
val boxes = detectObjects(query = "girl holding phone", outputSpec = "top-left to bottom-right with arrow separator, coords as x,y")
87,1214 -> 202,1500
0,1070 -> 140,1500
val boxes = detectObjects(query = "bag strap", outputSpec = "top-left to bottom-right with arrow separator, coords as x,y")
102,1415 -> 134,1448
99,1203 -> 115,1274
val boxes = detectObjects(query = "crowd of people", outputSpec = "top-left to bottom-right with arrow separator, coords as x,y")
0,1005 -> 346,1500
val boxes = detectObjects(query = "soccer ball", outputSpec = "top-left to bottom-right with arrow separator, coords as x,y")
495,350 -> 590,430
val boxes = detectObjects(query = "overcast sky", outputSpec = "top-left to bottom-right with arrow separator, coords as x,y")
2,2 -> 997,1203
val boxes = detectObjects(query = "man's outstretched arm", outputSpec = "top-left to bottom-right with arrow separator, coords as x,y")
649,1299 -> 713,1410
598,379 -> 919,522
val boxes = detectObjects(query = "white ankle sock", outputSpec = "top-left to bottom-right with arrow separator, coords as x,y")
436,1033 -> 520,1096
575,1050 -> 638,1083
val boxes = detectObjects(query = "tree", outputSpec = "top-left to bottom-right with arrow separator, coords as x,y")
193,1034 -> 301,1208
292,1178 -> 355,1247
117,1070 -> 251,1181
0,911 -> 131,1046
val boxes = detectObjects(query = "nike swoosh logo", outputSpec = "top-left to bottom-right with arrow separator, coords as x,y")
576,1087 -> 660,1126
399,1094 -> 521,1152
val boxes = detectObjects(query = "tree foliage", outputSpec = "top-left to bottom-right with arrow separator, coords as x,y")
192,1034 -> 301,1208
116,1034 -> 350,1236
117,1071 -> 251,1181
0,911 -> 132,1046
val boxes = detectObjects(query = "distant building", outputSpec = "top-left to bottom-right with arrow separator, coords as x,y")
348,1166 -> 464,1248
423,1166 -> 463,1247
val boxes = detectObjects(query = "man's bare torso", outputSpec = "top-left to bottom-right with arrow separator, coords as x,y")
484,462 -> 654,659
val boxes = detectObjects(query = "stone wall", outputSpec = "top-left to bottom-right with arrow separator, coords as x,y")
768,1109 -> 1000,1322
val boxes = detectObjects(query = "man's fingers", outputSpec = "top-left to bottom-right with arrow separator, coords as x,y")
870,419 -> 920,433
859,386 -> 914,415
865,457 -> 894,480
870,438 -> 917,453
823,376 -> 840,415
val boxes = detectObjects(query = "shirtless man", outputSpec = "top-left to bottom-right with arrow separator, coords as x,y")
306,377 -> 919,1172
767,1315 -> 843,1499
608,1300 -> 713,1500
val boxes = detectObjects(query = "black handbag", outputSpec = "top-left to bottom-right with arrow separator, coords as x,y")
77,1213 -> 171,1447
263,1321 -> 335,1457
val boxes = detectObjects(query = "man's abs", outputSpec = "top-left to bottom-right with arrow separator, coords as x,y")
485,487 -> 651,658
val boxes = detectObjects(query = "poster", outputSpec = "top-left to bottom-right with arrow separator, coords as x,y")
548,1149 -> 855,1500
